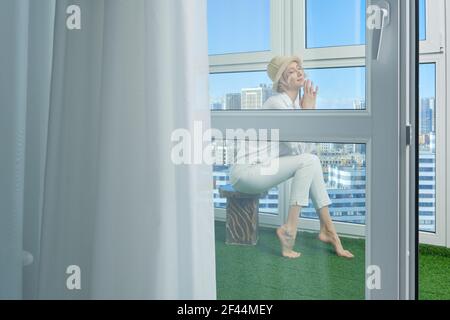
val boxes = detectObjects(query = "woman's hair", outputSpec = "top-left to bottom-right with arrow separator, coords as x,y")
277,70 -> 291,93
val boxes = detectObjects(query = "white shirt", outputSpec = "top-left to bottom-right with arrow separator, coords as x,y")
262,92 -> 300,110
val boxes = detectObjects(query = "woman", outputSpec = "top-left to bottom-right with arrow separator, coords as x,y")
229,56 -> 354,259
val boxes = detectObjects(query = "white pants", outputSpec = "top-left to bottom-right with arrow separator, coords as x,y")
229,154 -> 332,210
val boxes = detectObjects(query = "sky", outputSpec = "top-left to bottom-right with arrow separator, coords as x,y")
207,0 -> 433,106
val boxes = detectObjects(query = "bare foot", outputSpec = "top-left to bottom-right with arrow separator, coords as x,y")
318,230 -> 354,259
276,227 -> 301,259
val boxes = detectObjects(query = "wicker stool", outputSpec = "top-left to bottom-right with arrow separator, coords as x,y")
219,184 -> 267,246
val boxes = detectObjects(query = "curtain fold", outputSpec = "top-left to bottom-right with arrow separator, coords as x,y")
0,0 -> 30,299
1,0 -> 216,299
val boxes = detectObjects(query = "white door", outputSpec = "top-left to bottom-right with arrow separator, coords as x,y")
210,0 -> 417,299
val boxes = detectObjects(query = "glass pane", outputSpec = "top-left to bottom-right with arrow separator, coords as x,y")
215,139 -> 365,299
306,0 -> 366,48
210,67 -> 365,110
209,71 -> 273,110
305,67 -> 366,110
419,0 -> 426,41
212,139 -> 279,215
207,0 -> 271,55
293,143 -> 367,224
419,63 -> 436,233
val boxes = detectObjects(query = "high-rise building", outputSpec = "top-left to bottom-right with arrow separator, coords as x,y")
260,83 -> 273,102
302,166 -> 367,224
420,98 -> 434,134
241,88 -> 262,109
211,102 -> 224,110
241,84 -> 273,109
418,152 -> 436,232
429,98 -> 436,132
225,93 -> 241,110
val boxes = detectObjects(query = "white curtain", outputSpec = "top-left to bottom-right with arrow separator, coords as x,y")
0,0 -> 216,299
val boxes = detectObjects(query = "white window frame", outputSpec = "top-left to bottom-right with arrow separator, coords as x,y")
447,0 -> 450,249
419,0 -> 445,54
211,0 -> 448,244
418,55 -> 446,246
293,0 -> 365,61
211,0 -> 368,237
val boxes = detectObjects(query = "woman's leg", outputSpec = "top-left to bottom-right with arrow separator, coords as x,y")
276,205 -> 301,258
232,155 -> 318,258
278,154 -> 323,258
317,206 -> 354,258
306,156 -> 354,258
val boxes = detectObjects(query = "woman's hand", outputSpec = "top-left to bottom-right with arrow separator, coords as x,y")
300,80 -> 318,109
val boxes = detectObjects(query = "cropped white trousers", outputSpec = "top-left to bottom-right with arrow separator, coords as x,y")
230,154 -> 332,210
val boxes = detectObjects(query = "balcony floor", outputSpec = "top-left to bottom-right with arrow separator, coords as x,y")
215,221 -> 365,300
419,245 -> 450,300
215,221 -> 450,300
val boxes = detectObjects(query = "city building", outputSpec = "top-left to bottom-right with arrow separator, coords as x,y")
225,93 -> 241,110
418,153 -> 436,232
241,84 -> 273,109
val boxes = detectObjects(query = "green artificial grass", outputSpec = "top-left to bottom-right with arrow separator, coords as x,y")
419,244 -> 450,300
215,221 -> 450,300
215,221 -> 366,300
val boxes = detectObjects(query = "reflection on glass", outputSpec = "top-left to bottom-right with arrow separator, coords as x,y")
419,0 -> 426,41
207,0 -> 270,55
210,67 -> 365,110
306,0 -> 366,48
419,63 -> 436,233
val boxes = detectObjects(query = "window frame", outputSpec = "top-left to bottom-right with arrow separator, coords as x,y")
418,55 -> 446,246
417,0 -> 447,246
293,0 -> 365,61
210,0 -> 448,245
447,0 -> 450,249
419,0 -> 445,54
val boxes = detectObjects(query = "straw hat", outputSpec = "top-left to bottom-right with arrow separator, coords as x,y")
267,56 -> 302,92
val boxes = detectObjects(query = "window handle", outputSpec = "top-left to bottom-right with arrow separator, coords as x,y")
369,1 -> 391,60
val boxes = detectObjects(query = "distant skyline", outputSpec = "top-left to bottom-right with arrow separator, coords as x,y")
208,0 -> 431,104
210,64 -> 435,108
